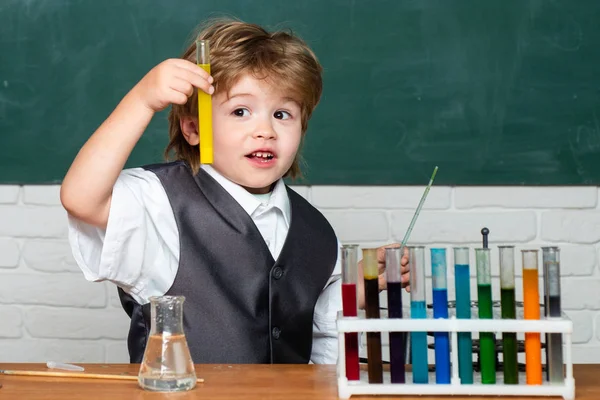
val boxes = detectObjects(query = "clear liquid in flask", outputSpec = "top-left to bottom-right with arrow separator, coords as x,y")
138,333 -> 196,391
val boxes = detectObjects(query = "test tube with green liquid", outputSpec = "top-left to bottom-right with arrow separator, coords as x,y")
499,246 -> 518,384
542,247 -> 564,384
476,248 -> 496,384
362,248 -> 383,383
454,247 -> 473,384
409,246 -> 428,384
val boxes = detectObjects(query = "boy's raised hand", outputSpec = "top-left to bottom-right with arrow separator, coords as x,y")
133,59 -> 214,113
60,58 -> 215,230
375,244 -> 410,292
357,243 -> 410,310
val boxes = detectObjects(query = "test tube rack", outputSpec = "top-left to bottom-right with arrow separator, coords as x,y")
336,313 -> 575,399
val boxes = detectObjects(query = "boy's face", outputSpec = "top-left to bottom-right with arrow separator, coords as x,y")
210,74 -> 303,194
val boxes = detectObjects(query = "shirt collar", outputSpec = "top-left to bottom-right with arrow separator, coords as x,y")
201,165 -> 291,226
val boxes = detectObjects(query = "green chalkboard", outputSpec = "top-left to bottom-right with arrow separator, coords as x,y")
1,0 -> 600,185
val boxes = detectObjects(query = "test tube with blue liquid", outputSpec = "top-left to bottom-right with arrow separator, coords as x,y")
453,247 -> 473,384
431,248 -> 450,384
409,246 -> 428,384
386,247 -> 405,383
476,248 -> 496,384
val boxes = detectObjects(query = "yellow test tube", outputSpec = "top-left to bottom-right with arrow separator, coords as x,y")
196,39 -> 213,164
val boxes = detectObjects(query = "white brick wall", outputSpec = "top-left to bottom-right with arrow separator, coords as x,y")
0,185 -> 598,364
0,186 -> 128,363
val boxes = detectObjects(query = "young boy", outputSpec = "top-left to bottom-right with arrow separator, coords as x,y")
61,18 -> 409,364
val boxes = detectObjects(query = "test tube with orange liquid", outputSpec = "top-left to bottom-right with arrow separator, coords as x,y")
522,250 -> 542,385
196,40 -> 213,164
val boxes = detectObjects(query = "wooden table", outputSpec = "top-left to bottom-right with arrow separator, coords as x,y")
0,363 -> 598,399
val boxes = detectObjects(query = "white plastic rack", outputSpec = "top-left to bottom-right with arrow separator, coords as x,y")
336,314 -> 574,399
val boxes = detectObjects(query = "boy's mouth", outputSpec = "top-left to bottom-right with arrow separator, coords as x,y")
245,151 -> 275,161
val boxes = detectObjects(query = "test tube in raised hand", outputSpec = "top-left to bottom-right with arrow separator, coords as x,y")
431,248 -> 450,384
453,247 -> 473,384
196,39 -> 213,164
341,244 -> 360,381
409,246 -> 428,384
499,246 -> 518,384
386,247 -> 405,383
522,249 -> 542,385
476,248 -> 496,384
362,248 -> 383,383
542,247 -> 564,384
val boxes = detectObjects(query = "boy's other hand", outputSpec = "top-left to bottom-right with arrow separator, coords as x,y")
134,59 -> 214,113
376,244 -> 410,292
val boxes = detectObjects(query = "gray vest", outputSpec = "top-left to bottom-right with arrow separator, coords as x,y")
118,162 -> 337,364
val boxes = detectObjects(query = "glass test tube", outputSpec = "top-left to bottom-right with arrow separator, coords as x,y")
522,250 -> 542,385
453,247 -> 473,384
409,246 -> 428,384
386,247 -> 405,383
431,248 -> 450,384
499,246 -> 518,384
341,244 -> 360,381
196,39 -> 213,164
542,247 -> 564,384
362,248 -> 383,383
476,248 -> 496,384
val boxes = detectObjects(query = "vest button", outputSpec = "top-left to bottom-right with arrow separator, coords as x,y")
272,266 -> 283,280
272,326 -> 281,340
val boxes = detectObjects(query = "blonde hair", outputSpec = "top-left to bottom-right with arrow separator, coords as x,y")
166,18 -> 323,178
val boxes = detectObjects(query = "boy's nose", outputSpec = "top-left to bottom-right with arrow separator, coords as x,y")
253,122 -> 277,140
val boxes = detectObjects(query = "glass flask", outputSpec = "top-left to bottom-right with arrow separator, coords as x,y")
138,296 -> 196,391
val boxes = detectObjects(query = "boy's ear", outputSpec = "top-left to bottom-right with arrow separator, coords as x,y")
180,117 -> 199,146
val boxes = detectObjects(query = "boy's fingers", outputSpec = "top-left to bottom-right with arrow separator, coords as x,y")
178,69 -> 214,95
174,59 -> 213,82
170,77 -> 194,97
377,244 -> 408,275
168,91 -> 190,105
377,243 -> 402,262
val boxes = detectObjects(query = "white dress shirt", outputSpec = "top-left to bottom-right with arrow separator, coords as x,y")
67,164 -> 342,364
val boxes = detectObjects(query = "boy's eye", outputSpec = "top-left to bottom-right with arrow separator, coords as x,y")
233,108 -> 250,117
274,110 -> 291,120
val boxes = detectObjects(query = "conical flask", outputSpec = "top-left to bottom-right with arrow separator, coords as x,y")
138,296 -> 196,391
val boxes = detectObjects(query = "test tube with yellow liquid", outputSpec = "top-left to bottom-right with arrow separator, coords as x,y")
196,40 -> 213,164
